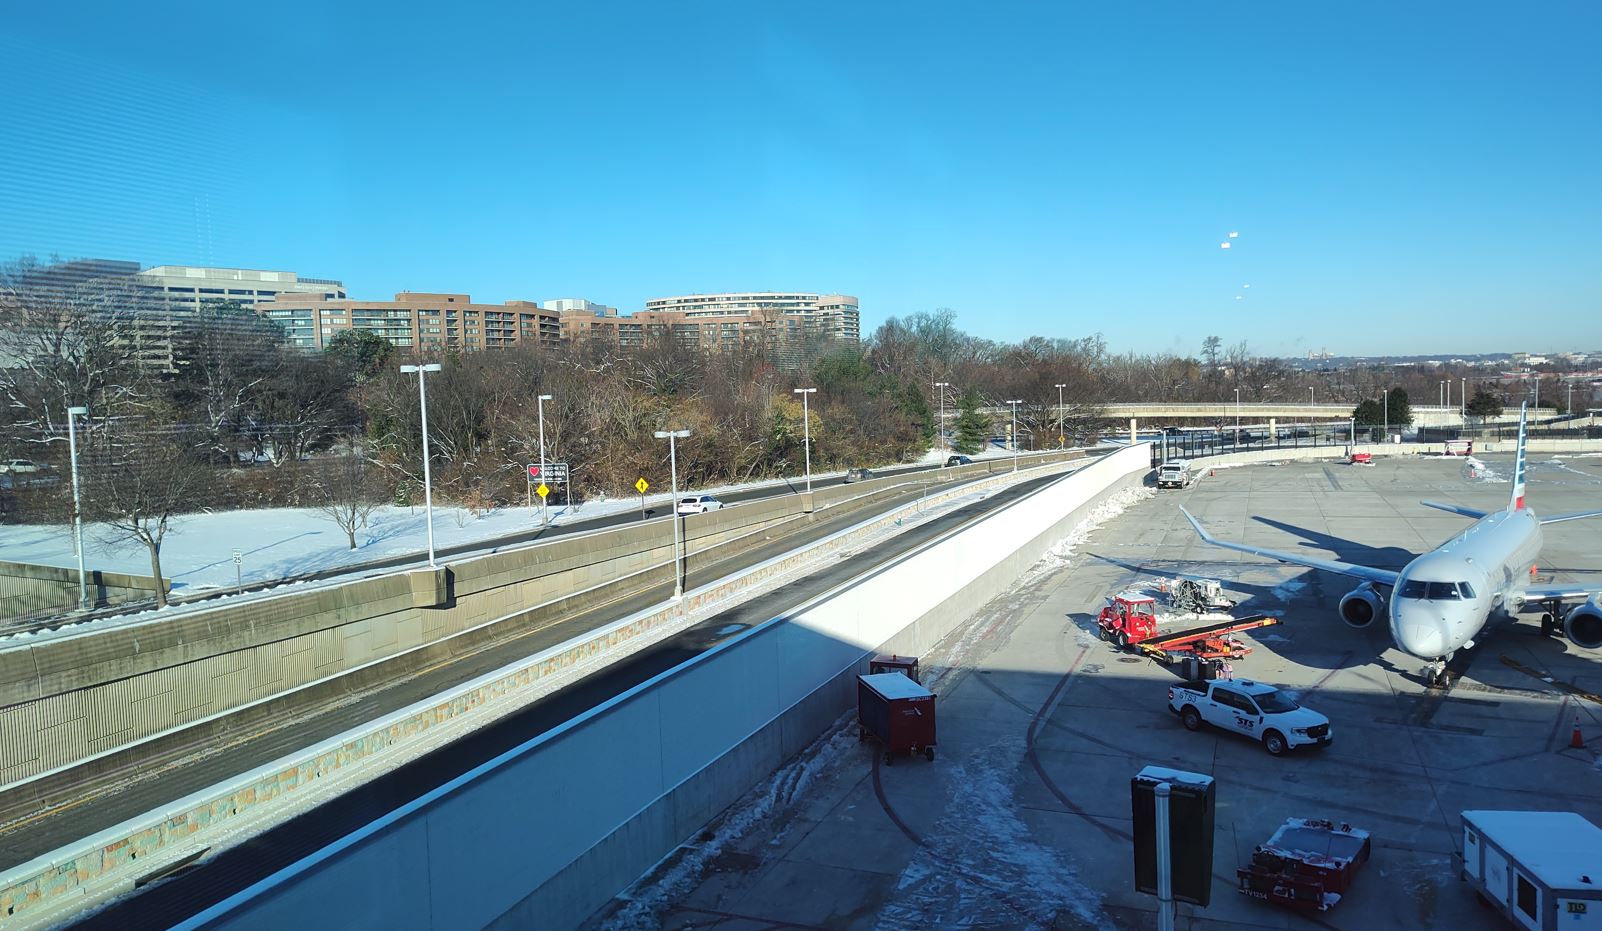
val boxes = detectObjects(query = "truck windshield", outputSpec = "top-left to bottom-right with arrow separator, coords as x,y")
1255,690 -> 1299,713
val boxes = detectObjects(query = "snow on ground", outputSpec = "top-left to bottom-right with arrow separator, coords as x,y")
1463,457 -> 1507,483
601,485 -> 1139,929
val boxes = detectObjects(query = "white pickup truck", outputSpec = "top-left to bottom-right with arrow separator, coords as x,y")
1168,678 -> 1332,756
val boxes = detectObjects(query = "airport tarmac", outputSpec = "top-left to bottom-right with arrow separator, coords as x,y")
589,452 -> 1602,930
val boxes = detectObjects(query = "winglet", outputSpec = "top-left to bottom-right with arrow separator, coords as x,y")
1179,506 -> 1216,543
1510,402 -> 1528,511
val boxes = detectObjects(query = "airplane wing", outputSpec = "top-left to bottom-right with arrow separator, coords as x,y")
1180,507 -> 1400,587
1421,500 -> 1490,519
1540,508 -> 1602,526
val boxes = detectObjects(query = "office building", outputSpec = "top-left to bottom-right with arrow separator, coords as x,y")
567,292 -> 860,367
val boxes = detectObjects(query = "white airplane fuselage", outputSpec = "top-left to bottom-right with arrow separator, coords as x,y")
1388,508 -> 1543,660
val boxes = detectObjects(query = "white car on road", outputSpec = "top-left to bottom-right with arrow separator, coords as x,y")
677,494 -> 725,515
1,460 -> 41,474
1168,678 -> 1331,756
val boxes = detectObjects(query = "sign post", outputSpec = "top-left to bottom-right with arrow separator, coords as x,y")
635,477 -> 649,520
232,549 -> 243,594
526,464 -> 540,508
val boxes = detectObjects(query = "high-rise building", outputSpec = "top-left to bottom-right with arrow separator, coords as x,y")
262,292 -> 561,351
542,298 -> 617,317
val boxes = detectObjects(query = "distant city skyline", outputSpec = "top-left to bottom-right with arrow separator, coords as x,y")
2,3 -> 1598,357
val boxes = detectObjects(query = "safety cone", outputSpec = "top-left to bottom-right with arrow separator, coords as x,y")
1572,719 -> 1585,750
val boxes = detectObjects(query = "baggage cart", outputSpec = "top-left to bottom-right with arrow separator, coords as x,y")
1237,817 -> 1370,911
858,672 -> 936,764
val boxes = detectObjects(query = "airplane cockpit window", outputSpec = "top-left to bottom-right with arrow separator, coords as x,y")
1400,580 -> 1427,598
1427,582 -> 1462,600
1458,581 -> 1475,598
1399,580 -> 1467,600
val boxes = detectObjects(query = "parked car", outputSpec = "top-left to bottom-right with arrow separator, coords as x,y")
944,455 -> 973,467
0,459 -> 41,474
1168,678 -> 1331,756
844,467 -> 875,483
677,494 -> 725,514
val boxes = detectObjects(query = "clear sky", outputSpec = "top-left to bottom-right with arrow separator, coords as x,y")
2,1 -> 1598,357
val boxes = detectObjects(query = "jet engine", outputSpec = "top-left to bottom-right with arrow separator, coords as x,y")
1564,597 -> 1602,650
1339,583 -> 1386,629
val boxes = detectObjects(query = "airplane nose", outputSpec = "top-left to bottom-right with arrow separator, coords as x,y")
1392,604 -> 1449,658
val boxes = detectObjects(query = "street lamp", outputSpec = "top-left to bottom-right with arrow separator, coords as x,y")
1382,388 -> 1389,444
1234,387 -> 1241,444
793,387 -> 816,494
1054,383 -> 1067,448
1308,386 -> 1314,406
66,405 -> 89,610
653,429 -> 692,599
1006,400 -> 1022,471
934,382 -> 949,448
537,393 -> 553,526
400,363 -> 442,567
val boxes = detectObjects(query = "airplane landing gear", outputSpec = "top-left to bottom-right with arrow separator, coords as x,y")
1424,657 -> 1450,689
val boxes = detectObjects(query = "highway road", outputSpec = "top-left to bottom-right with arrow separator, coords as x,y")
65,470 -> 1067,929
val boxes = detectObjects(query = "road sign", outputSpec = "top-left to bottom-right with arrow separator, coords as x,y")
544,462 -> 570,482
536,483 -> 550,499
527,465 -> 540,478
635,478 -> 649,493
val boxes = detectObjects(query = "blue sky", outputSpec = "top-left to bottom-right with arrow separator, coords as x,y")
2,1 -> 1598,356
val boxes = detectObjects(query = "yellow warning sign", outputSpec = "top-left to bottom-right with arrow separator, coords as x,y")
635,478 -> 649,494
536,483 -> 550,499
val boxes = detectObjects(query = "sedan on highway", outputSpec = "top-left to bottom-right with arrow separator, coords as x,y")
677,494 -> 725,514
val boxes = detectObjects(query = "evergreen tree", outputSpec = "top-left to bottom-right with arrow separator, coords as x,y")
1466,390 -> 1504,420
953,388 -> 989,454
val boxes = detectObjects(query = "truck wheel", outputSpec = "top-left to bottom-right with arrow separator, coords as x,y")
925,747 -> 935,762
1263,730 -> 1288,756
1181,707 -> 1202,732
1098,624 -> 1110,641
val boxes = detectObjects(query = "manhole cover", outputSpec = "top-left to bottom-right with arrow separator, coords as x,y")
1117,657 -> 1143,664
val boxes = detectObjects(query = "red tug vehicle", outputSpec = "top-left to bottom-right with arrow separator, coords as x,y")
1237,817 -> 1372,911
1096,593 -> 1280,666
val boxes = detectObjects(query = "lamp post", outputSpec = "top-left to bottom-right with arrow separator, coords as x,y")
1461,377 -> 1466,415
1006,400 -> 1022,471
934,382 -> 949,448
1234,387 -> 1241,445
1054,383 -> 1067,448
1308,386 -> 1314,406
537,393 -> 552,526
793,387 -> 816,494
1382,388 -> 1389,444
653,429 -> 691,599
66,405 -> 89,610
399,363 -> 442,567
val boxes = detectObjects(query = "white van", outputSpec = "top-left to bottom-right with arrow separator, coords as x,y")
1157,460 -> 1190,489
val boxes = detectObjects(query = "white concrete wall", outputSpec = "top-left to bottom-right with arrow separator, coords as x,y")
182,446 -> 1154,931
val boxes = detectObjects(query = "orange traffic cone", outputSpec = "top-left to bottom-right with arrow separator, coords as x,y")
1572,719 -> 1585,749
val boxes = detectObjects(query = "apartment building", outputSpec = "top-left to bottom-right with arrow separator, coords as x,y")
262,292 -> 561,351
566,292 -> 860,367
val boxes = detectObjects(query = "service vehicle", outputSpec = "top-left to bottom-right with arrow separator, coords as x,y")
1168,678 -> 1331,756
843,467 -> 875,483
1461,809 -> 1602,930
1237,817 -> 1371,911
1156,460 -> 1191,489
943,455 -> 973,467
1156,576 -> 1237,613
1097,592 -> 1276,664
857,672 -> 936,764
676,494 -> 725,514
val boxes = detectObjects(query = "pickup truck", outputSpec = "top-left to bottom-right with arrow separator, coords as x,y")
1168,678 -> 1331,756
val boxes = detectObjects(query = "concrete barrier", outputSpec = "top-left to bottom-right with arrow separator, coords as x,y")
161,445 -> 1149,931
1174,437 -> 1602,471
0,454 -> 1095,929
0,561 -> 168,621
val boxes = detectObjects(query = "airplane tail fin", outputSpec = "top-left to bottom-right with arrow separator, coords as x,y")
1509,402 -> 1528,511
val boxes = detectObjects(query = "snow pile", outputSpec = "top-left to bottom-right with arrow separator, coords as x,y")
1463,458 -> 1507,483
1030,486 -> 1155,576
876,736 -> 1104,930
601,722 -> 861,930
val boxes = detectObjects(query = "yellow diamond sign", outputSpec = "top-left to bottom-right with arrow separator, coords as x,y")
536,483 -> 550,499
635,478 -> 649,494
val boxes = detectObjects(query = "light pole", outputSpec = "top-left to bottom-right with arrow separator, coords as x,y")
1055,383 -> 1067,448
934,382 -> 949,448
400,363 -> 442,567
66,405 -> 89,610
1234,387 -> 1241,444
1308,386 -> 1314,406
1006,400 -> 1022,471
654,429 -> 691,599
1382,388 -> 1389,444
1567,381 -> 1574,417
537,393 -> 552,526
793,387 -> 816,493
1461,377 -> 1466,415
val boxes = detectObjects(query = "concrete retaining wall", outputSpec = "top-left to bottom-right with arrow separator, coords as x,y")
0,561 -> 167,621
173,445 -> 1149,931
1177,437 -> 1602,470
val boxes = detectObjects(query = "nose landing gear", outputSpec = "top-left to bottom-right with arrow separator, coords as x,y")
1424,655 -> 1451,689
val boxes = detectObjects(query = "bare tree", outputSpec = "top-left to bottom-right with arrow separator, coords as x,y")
313,449 -> 384,549
83,427 -> 209,608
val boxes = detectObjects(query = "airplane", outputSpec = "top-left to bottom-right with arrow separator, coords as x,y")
1180,404 -> 1602,685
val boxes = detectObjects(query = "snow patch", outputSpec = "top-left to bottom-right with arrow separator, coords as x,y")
876,736 -> 1104,930
1273,578 -> 1309,602
1029,486 -> 1155,576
